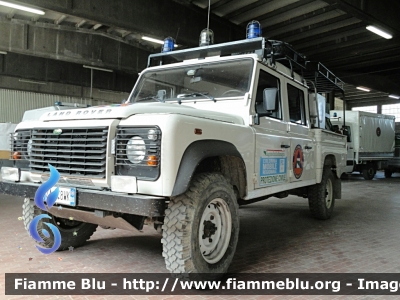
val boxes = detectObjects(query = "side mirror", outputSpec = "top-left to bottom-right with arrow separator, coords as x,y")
157,89 -> 166,102
263,88 -> 278,111
342,127 -> 351,142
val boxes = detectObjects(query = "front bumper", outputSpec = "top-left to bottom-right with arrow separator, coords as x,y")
0,180 -> 166,217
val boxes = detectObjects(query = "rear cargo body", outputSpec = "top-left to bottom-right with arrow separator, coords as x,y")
331,110 -> 395,179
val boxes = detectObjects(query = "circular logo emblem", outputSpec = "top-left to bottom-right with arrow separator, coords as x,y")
376,127 -> 381,137
293,145 -> 304,179
53,129 -> 62,135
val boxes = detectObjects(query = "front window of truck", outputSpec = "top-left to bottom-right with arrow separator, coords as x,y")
129,59 -> 254,103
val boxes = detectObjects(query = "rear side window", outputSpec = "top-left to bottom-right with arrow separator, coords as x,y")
287,84 -> 306,125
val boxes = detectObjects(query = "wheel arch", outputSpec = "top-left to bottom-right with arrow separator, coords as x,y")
171,140 -> 247,198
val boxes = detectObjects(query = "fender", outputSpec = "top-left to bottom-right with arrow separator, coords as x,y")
171,140 -> 243,196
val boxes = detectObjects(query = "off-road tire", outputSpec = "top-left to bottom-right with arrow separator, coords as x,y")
308,166 -> 335,220
161,173 -> 239,280
362,165 -> 375,180
22,198 -> 97,251
384,169 -> 393,178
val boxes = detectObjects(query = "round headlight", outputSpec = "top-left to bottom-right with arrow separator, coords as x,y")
27,139 -> 33,157
126,136 -> 146,164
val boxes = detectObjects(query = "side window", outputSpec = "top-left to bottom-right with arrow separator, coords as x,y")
287,84 -> 306,125
255,70 -> 281,119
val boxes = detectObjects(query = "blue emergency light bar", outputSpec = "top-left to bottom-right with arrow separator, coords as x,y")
147,34 -> 343,93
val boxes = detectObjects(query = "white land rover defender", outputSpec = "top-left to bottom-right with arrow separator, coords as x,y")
0,36 -> 347,278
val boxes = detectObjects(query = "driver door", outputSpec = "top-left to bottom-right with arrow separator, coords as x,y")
253,67 -> 290,189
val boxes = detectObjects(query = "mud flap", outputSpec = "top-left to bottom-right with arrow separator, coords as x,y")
332,173 -> 342,199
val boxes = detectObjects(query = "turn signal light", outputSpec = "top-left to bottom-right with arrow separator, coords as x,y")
12,151 -> 21,160
147,155 -> 158,166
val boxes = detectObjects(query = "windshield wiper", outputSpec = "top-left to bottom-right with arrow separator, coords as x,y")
177,92 -> 215,104
137,95 -> 164,103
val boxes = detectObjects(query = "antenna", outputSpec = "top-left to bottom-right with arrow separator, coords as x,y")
175,27 -> 180,43
199,0 -> 214,46
207,0 -> 211,30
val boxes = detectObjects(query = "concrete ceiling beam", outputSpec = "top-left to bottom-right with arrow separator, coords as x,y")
0,18 -> 150,74
15,0 -> 243,46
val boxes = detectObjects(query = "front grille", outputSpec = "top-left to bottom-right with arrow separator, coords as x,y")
30,127 -> 108,178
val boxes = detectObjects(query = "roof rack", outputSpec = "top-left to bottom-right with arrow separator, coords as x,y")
147,37 -> 344,94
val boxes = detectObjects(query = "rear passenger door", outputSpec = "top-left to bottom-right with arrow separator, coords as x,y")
286,82 -> 315,183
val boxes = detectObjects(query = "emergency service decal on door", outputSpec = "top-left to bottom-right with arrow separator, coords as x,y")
259,149 -> 287,186
293,145 -> 304,179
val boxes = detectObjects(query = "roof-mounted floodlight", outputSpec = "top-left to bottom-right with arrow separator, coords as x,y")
161,37 -> 175,53
247,20 -> 262,39
199,28 -> 214,47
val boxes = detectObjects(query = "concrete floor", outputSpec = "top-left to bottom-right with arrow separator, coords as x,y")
1,171 -> 400,299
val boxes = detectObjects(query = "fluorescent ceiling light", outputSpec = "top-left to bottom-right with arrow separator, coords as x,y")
366,25 -> 393,39
142,36 -> 178,47
19,79 -> 46,85
0,1 -> 45,15
356,87 -> 370,92
0,51 -> 7,55
83,65 -> 113,72
142,36 -> 164,45
389,94 -> 400,99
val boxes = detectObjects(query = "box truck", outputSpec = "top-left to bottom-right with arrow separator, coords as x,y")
331,110 -> 395,179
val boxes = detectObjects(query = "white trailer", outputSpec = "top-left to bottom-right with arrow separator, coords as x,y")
331,110 -> 395,179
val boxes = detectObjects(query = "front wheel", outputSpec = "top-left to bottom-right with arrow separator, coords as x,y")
161,173 -> 239,280
22,198 -> 97,251
308,167 -> 335,220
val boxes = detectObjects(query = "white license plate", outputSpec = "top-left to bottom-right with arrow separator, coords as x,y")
45,187 -> 76,207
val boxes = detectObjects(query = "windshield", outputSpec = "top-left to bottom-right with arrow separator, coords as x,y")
129,58 -> 254,103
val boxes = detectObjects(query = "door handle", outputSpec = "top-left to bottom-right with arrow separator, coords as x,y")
305,146 -> 312,150
281,144 -> 290,149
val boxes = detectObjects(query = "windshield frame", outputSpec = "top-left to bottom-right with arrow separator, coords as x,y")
128,57 -> 255,104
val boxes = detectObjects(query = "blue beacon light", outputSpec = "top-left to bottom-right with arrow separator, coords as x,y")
162,37 -> 175,53
246,20 -> 262,39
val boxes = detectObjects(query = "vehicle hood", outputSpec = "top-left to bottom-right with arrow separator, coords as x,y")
40,102 -> 244,124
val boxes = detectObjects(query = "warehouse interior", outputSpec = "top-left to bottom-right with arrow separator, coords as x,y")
1,0 -> 400,296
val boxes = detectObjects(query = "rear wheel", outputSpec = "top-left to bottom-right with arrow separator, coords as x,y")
161,173 -> 239,280
384,169 -> 393,178
362,165 -> 376,180
22,198 -> 97,251
308,166 -> 335,220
